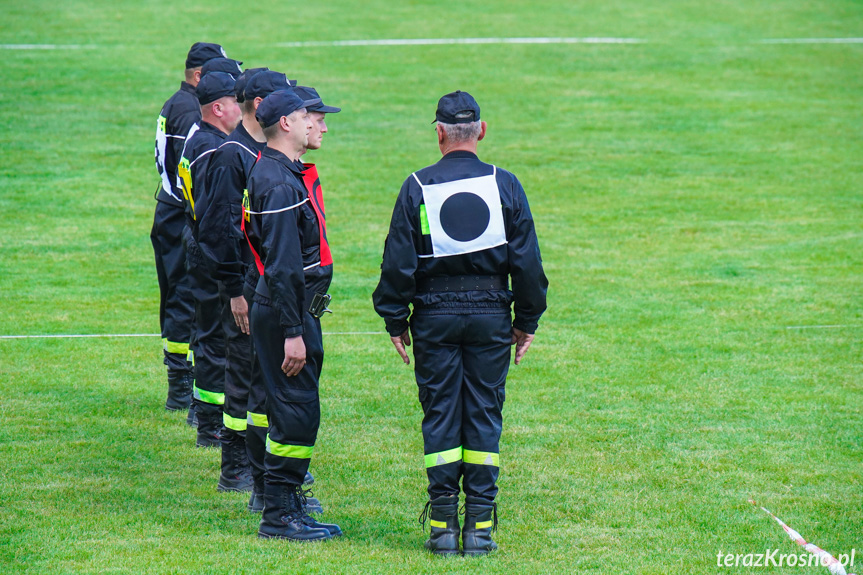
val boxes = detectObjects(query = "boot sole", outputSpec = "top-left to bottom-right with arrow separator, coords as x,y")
217,484 -> 254,493
257,531 -> 331,542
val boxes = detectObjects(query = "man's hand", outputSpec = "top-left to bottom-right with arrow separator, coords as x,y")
511,328 -> 534,365
282,336 -> 306,377
231,296 -> 250,335
390,330 -> 412,365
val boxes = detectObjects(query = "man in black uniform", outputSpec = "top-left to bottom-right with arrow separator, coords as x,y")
152,42 -> 227,414
202,70 -> 295,494
373,91 -> 548,556
176,72 -> 242,449
246,90 -> 341,541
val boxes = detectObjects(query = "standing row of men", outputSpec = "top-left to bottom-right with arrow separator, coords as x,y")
151,42 -> 340,539
152,42 -> 548,553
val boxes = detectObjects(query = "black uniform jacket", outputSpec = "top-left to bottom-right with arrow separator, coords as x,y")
155,82 -> 201,207
246,147 -> 333,338
201,123 -> 266,298
177,121 -> 228,242
373,150 -> 548,337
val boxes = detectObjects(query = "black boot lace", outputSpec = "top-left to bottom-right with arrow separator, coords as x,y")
418,500 -> 432,531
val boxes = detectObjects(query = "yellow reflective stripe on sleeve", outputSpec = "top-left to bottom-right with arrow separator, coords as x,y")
476,520 -> 493,530
164,340 -> 190,355
425,446 -> 463,468
242,189 -> 251,222
158,115 -> 167,133
247,412 -> 268,428
266,436 -> 314,459
223,412 -> 247,432
193,386 -> 225,406
178,156 -> 195,219
419,204 -> 430,235
429,520 -> 447,529
463,449 -> 499,467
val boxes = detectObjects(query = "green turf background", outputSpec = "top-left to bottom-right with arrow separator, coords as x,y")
0,1 -> 860,573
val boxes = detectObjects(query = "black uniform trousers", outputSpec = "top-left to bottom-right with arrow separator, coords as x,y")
411,308 -> 511,503
186,234 -> 230,412
150,202 -> 194,372
223,310 -> 252,438
251,300 -> 322,487
244,283 -> 268,489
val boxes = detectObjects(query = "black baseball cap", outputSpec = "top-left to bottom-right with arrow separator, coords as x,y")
185,42 -> 227,68
196,72 -> 237,105
294,86 -> 341,114
201,58 -> 243,79
255,89 -> 321,128
434,90 -> 481,124
244,71 -> 298,101
235,67 -> 269,103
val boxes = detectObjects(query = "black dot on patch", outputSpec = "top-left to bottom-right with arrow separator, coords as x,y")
439,192 -> 489,242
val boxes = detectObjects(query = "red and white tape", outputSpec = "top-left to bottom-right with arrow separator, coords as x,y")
750,500 -> 856,575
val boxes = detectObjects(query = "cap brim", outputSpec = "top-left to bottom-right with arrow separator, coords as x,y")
311,104 -> 341,113
301,97 -> 322,110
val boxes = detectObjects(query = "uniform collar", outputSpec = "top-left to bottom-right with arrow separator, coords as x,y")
441,150 -> 479,160
233,122 -> 266,151
262,146 -> 306,175
180,81 -> 196,94
199,121 -> 228,136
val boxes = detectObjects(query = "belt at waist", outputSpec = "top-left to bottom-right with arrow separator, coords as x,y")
254,275 -> 324,307
416,275 -> 507,293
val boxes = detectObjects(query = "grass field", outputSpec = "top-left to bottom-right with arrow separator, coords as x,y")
1,1 -> 861,573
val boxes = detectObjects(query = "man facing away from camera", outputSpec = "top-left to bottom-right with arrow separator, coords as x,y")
373,90 -> 548,556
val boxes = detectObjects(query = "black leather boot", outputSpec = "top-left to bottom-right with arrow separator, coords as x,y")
462,497 -> 498,556
258,484 -> 332,541
297,488 -> 342,537
217,430 -> 253,492
420,495 -> 460,555
248,478 -> 265,513
165,370 -> 193,411
194,402 -> 222,448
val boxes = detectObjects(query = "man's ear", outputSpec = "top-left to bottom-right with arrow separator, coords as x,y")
436,123 -> 446,146
478,121 -> 487,141
193,69 -> 202,84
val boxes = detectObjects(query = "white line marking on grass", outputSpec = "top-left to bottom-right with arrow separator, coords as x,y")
761,38 -> 863,44
0,331 -> 383,340
0,44 -> 98,50
785,325 -> 855,330
274,37 -> 644,48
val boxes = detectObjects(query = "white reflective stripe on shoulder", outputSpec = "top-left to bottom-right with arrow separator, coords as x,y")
220,140 -> 257,157
411,172 -> 423,187
245,197 -> 308,215
189,148 -> 217,169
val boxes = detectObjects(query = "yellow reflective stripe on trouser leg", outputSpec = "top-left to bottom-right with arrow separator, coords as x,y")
193,385 -> 225,405
164,339 -> 190,355
247,412 -> 268,428
266,435 -> 314,459
186,349 -> 194,366
223,412 -> 247,432
424,446 -> 463,468
463,449 -> 500,467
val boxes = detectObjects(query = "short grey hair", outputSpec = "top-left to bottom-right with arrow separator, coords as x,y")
437,120 -> 482,143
